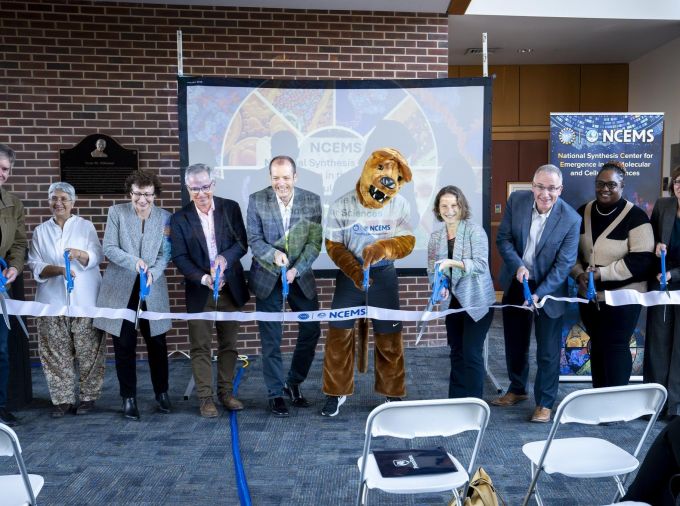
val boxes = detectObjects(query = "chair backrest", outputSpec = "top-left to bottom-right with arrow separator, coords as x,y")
557,384 -> 667,426
0,423 -> 22,457
0,422 -> 39,506
366,398 -> 490,439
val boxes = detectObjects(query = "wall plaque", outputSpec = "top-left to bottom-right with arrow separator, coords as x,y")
60,134 -> 138,194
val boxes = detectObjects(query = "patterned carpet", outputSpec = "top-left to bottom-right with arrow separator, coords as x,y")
1,315 -> 666,505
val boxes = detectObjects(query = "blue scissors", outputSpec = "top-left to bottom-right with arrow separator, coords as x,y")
523,276 -> 539,314
0,257 -> 30,338
416,261 -> 450,345
213,264 -> 221,327
135,268 -> 151,330
586,270 -> 600,311
63,250 -> 75,332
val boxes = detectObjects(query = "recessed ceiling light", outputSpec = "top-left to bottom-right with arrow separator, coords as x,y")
517,48 -> 533,54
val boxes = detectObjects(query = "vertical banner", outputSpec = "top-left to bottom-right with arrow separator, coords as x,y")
550,112 -> 664,380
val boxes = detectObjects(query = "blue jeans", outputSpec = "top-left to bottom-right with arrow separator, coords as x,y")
0,318 -> 9,408
256,279 -> 320,399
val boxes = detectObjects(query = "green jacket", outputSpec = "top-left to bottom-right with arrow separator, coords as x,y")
0,187 -> 27,274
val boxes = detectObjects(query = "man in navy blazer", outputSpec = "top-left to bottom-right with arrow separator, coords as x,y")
493,164 -> 580,423
247,156 -> 322,417
170,163 -> 250,418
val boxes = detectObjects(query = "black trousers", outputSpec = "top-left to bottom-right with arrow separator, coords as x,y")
622,417 -> 680,506
445,297 -> 493,399
113,278 -> 169,398
580,301 -> 640,388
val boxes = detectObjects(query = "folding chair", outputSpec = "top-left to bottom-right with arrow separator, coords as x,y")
521,383 -> 667,506
0,423 -> 44,506
356,398 -> 490,506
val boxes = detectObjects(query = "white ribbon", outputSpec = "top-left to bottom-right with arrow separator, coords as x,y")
1,290 -> 677,324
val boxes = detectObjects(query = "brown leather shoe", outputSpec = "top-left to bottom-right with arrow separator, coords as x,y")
489,392 -> 529,407
530,406 -> 552,423
199,397 -> 218,418
219,394 -> 244,411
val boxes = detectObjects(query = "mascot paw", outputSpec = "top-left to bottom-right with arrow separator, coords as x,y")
362,243 -> 386,268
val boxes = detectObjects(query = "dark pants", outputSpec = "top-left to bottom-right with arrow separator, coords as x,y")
502,279 -> 562,409
645,303 -> 680,416
580,302 -> 639,388
187,289 -> 239,399
445,297 -> 493,399
0,319 -> 8,407
622,417 -> 680,506
256,279 -> 320,399
113,280 -> 169,398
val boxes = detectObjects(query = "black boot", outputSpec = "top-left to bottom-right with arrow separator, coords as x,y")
156,392 -> 172,414
122,397 -> 140,420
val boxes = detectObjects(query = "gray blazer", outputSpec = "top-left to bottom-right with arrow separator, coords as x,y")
497,191 -> 581,319
247,186 -> 322,300
94,203 -> 171,337
650,196 -> 680,282
427,220 -> 496,322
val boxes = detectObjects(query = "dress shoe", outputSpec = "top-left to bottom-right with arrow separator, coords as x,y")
156,392 -> 172,414
51,403 -> 73,418
490,392 -> 529,407
385,396 -> 402,403
122,397 -> 140,421
219,394 -> 244,411
76,400 -> 95,416
530,406 -> 552,423
199,397 -> 218,418
269,397 -> 289,417
283,382 -> 311,408
0,408 -> 19,427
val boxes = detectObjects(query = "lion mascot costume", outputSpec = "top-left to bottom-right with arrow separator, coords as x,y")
320,147 -> 415,416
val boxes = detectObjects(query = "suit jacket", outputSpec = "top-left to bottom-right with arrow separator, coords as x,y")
427,220 -> 496,322
496,191 -> 581,318
170,197 -> 250,312
247,187 -> 322,300
0,188 -> 27,274
650,196 -> 680,282
94,203 -> 171,337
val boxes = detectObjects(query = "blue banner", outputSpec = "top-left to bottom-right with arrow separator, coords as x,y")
550,112 -> 664,378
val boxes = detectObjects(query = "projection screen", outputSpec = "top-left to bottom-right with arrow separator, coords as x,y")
178,77 -> 492,272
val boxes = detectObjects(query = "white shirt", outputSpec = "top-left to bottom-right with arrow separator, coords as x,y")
276,190 -> 295,250
522,203 -> 552,278
326,190 -> 412,260
196,199 -> 218,265
27,215 -> 103,306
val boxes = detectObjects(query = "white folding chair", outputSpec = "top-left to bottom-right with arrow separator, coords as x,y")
0,423 -> 44,506
356,398 -> 490,506
521,383 -> 667,506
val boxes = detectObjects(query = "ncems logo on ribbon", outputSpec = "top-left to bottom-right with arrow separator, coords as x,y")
297,313 -> 310,321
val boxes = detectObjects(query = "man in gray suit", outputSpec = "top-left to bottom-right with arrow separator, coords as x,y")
247,155 -> 323,417
492,164 -> 581,423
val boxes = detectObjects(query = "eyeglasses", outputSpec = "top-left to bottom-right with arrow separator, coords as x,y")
50,197 -> 71,204
187,182 -> 214,194
595,181 -> 619,190
131,191 -> 155,199
532,183 -> 562,194
673,179 -> 680,187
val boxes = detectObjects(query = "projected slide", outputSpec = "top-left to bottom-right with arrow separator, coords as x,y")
179,77 -> 491,270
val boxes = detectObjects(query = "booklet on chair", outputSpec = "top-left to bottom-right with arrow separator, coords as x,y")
372,447 -> 457,477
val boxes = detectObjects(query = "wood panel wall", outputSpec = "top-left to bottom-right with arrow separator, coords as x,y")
449,63 -> 629,287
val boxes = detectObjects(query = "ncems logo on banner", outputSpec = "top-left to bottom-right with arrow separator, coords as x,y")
586,128 -> 655,144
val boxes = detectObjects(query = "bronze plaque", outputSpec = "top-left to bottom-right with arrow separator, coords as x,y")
60,134 -> 138,194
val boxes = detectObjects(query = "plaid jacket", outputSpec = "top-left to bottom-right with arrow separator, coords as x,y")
247,186 -> 322,299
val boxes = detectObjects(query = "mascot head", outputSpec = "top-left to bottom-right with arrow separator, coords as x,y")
356,147 -> 412,209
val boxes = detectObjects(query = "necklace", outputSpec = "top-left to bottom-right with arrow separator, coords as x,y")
594,203 -> 617,216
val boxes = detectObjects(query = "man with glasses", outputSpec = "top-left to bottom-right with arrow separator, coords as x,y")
170,163 -> 250,418
246,155 -> 322,417
492,164 -> 581,423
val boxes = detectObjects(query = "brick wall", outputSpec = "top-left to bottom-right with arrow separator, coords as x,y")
0,0 -> 449,359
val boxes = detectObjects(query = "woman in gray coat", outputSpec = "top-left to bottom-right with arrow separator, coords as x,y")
427,186 -> 495,399
95,170 -> 172,420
